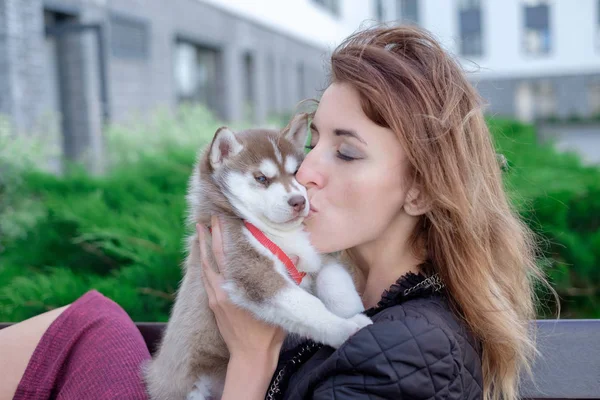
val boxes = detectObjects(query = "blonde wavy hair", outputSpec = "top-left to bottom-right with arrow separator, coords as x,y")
311,25 -> 556,400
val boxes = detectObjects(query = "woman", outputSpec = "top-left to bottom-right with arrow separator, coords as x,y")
0,25 -> 547,400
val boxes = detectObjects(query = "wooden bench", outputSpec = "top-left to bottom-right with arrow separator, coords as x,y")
2,319 -> 599,399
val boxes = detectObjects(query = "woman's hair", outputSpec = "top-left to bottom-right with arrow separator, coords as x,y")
326,25 -> 554,400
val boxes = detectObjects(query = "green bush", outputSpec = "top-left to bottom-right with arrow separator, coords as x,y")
0,106 -> 220,322
489,118 -> 600,318
0,151 -> 193,321
0,110 -> 599,322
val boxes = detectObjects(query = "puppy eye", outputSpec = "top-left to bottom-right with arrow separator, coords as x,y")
255,175 -> 268,184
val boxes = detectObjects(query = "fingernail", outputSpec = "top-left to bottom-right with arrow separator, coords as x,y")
196,223 -> 203,240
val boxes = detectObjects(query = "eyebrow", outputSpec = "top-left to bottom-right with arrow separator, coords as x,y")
310,122 -> 367,145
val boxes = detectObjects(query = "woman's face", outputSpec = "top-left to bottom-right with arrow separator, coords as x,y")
296,82 -> 413,254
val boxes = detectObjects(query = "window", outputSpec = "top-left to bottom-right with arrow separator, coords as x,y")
515,80 -> 556,121
597,0 -> 600,51
280,60 -> 289,109
312,0 -> 340,16
522,0 -> 551,55
375,0 -> 384,21
267,54 -> 277,114
297,62 -> 306,100
243,52 -> 255,121
458,0 -> 483,56
535,80 -> 556,118
459,0 -> 481,8
174,39 -> 220,114
397,0 -> 419,25
109,13 -> 149,60
589,78 -> 600,116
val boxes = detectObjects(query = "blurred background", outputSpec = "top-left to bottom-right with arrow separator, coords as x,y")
1,0 -> 599,322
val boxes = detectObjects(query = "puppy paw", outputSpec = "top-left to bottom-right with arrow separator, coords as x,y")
187,389 -> 209,400
297,251 -> 322,274
348,313 -> 373,332
323,315 -> 372,349
325,297 -> 365,319
187,376 -> 212,400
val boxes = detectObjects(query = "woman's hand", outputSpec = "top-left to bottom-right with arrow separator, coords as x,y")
197,216 -> 288,399
196,216 -> 286,362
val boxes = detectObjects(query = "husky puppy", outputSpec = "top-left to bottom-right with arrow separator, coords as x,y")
143,114 -> 372,400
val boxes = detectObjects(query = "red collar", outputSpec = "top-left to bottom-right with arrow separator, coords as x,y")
206,221 -> 306,285
243,221 -> 306,285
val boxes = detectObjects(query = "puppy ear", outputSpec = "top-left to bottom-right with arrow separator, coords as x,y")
209,127 -> 243,168
282,113 -> 310,150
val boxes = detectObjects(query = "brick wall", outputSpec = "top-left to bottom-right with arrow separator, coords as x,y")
2,0 -> 330,173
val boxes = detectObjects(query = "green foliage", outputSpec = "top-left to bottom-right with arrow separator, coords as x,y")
0,114 -> 60,244
0,106 -> 220,322
489,118 -> 600,318
1,110 -> 599,322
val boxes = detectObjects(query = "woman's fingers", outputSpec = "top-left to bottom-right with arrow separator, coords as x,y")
197,224 -> 217,302
197,220 -> 230,312
210,215 -> 226,272
197,224 -> 217,278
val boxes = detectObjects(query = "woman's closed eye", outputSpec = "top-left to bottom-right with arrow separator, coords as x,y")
336,151 -> 357,161
337,144 -> 364,162
304,143 -> 363,162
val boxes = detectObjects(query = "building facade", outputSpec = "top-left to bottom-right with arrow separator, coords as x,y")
1,0 -> 599,171
376,0 -> 600,123
0,0 -> 370,171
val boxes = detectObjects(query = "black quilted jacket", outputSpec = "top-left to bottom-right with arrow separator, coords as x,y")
266,272 -> 483,400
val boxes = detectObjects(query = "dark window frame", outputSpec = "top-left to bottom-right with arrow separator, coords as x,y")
521,0 -> 552,56
397,0 -> 419,25
458,0 -> 483,57
311,0 -> 341,17
172,35 -> 224,118
109,12 -> 150,60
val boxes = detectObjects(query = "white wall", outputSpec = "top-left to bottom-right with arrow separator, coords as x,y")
201,0 -> 600,79
197,0 -> 377,50
420,0 -> 459,53
422,0 -> 600,79
373,0 -> 460,52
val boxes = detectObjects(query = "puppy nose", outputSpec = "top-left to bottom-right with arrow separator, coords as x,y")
288,195 -> 306,212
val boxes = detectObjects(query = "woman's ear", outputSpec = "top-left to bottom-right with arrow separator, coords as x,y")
403,186 -> 431,216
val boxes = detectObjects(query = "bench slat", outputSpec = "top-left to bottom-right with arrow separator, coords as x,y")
2,319 -> 599,399
520,319 -> 600,399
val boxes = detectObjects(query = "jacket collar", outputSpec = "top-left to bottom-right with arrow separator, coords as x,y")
365,269 -> 446,317
270,268 -> 447,400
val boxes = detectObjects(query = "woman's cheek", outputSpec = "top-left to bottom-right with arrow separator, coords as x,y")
305,216 -> 341,253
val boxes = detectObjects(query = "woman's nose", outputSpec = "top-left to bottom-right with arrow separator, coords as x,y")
296,151 -> 325,189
